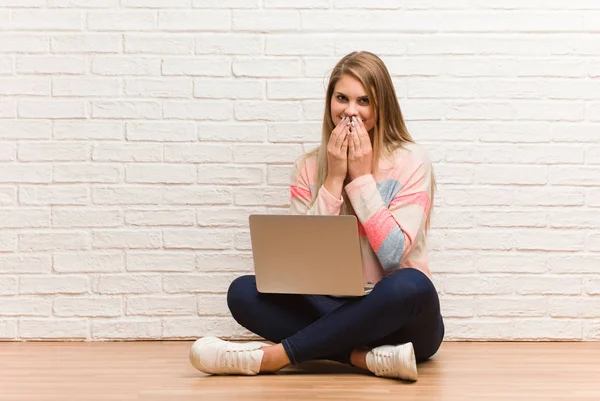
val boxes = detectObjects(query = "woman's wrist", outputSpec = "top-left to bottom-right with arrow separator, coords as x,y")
323,175 -> 344,200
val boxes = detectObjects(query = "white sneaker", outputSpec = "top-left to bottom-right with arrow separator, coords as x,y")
365,342 -> 418,381
189,337 -> 269,375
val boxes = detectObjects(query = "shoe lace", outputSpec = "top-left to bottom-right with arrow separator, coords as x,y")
219,345 -> 255,373
372,349 -> 393,375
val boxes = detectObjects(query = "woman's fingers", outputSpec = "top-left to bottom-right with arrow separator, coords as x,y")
334,123 -> 348,150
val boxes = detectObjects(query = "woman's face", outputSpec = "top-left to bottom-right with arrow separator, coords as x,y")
330,74 -> 376,133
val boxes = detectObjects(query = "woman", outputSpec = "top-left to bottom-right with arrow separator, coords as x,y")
190,51 -> 444,381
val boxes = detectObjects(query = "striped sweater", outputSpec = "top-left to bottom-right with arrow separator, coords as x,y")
289,142 -> 433,284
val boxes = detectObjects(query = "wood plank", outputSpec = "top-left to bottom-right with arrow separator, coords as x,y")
1,341 -> 599,401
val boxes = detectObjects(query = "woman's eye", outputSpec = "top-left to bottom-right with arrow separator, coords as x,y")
337,95 -> 346,101
359,98 -> 369,105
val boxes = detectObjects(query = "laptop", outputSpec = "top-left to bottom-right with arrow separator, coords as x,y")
248,214 -> 372,297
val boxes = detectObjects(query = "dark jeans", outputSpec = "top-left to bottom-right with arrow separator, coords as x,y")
227,267 -> 445,365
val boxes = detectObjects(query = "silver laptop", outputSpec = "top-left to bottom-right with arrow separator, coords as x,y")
249,214 -> 370,297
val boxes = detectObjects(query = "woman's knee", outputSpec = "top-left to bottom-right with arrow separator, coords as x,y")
226,275 -> 257,315
378,268 -> 438,309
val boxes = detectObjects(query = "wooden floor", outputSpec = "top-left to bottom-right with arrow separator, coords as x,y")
1,341 -> 599,401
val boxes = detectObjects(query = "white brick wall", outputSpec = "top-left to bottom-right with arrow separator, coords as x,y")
0,2 -> 599,342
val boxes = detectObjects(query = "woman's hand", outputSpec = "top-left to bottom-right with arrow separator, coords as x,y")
347,116 -> 373,181
326,116 -> 349,180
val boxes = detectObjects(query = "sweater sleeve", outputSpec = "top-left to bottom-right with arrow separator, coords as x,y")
289,156 -> 343,216
344,156 -> 432,271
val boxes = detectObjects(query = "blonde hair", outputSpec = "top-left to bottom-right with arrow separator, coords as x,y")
303,51 -> 436,232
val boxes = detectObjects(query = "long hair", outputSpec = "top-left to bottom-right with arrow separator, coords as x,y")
303,51 -> 437,232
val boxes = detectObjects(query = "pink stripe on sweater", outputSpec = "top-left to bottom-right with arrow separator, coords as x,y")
363,209 -> 397,252
290,185 -> 312,201
390,191 -> 430,214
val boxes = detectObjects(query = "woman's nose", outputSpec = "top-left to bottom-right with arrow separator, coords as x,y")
345,103 -> 358,116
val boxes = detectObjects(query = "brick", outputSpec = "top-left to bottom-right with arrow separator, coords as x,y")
267,79 -> 324,100
0,186 -> 15,206
194,78 -> 263,99
197,294 -> 229,316
475,165 -> 547,185
52,77 -> 120,97
195,252 -> 253,272
439,296 -> 474,317
125,164 -> 195,184
0,254 -> 52,274
549,210 -> 600,228
0,298 -> 51,316
442,229 -> 513,250
87,11 -> 157,31
158,10 -> 230,31
17,55 -> 86,74
54,121 -> 123,140
517,276 -> 582,295
20,185 -> 88,206
124,34 -> 194,55
92,275 -> 161,294
477,297 -> 547,317
52,208 -> 122,228
126,296 -> 196,316
514,229 -> 584,252
54,296 -> 122,317
11,10 -> 82,30
429,251 -> 476,274
162,317 -> 247,339
92,319 -> 161,340
19,100 -> 86,119
162,186 -> 232,205
0,34 -> 48,53
0,321 -> 17,340
127,121 -> 196,142
54,164 -> 120,183
0,78 -> 49,96
197,207 -> 266,227
0,142 -> 15,161
18,142 -> 90,162
267,165 -> 291,185
92,186 -> 161,205
93,230 -> 161,249
267,122 -> 321,142
0,277 -> 17,296
124,78 -> 192,98
549,298 -> 600,318
550,166 -> 600,186
548,255 -> 600,274
163,273 -> 239,293
92,143 -> 162,162
443,275 -> 513,295
123,0 -> 189,7
54,252 -> 124,273
235,101 -> 302,121
264,0 -> 328,7
19,232 -> 90,252
431,209 -> 475,229
0,209 -> 49,229
92,101 -> 161,119
235,230 -> 251,250
163,229 -> 234,250
162,57 -> 230,76
48,0 -> 119,6
164,100 -> 232,120
20,276 -> 88,295
193,0 -> 259,7
125,209 -> 195,226
20,319 -> 88,340
195,34 -> 262,55
127,251 -> 195,272
476,211 -> 546,228
266,35 -> 333,56
0,165 -> 52,183
445,319 -> 582,341
232,11 -> 299,32
164,144 -> 232,163
198,123 -> 267,142
476,253 -> 547,274
92,56 -> 161,76
197,165 -> 264,185
233,57 -> 300,77
234,187 -> 288,207
51,34 -> 121,53
513,187 -> 585,207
